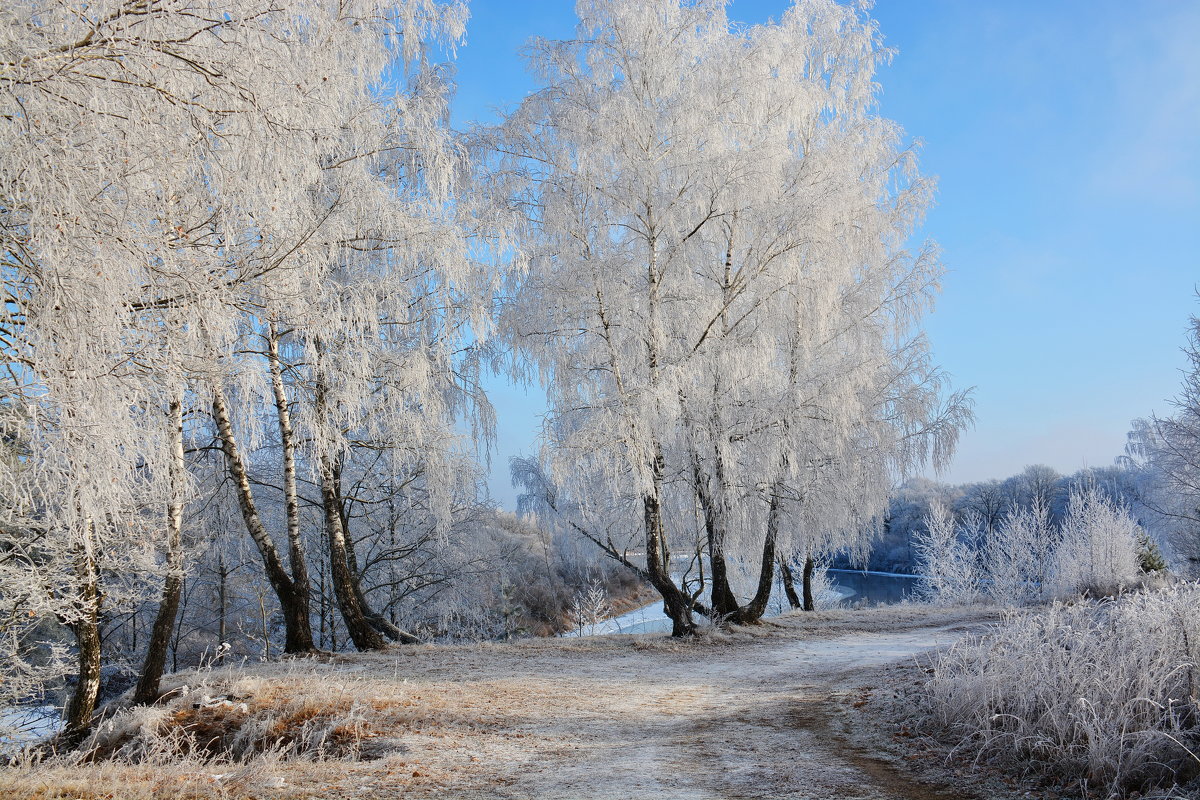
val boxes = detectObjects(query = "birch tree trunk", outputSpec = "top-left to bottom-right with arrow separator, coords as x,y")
692,454 -> 739,618
645,228 -> 698,637
312,377 -> 388,651
319,455 -> 388,651
63,520 -> 101,740
332,464 -> 421,644
737,482 -> 782,624
703,227 -> 741,620
211,388 -> 316,653
217,556 -> 229,646
133,395 -> 187,705
345,540 -> 421,644
643,449 -> 697,637
265,323 -> 318,651
802,553 -> 816,612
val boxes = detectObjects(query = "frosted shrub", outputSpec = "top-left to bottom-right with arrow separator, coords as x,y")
920,585 -> 1200,795
985,500 -> 1055,605
913,502 -> 981,603
570,580 -> 613,636
1051,485 -> 1142,599
917,482 -> 1149,606
807,563 -> 842,611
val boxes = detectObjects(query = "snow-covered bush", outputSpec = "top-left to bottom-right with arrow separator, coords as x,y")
1051,484 -> 1142,598
916,482 -> 1147,606
570,580 -> 613,637
984,499 -> 1056,605
806,563 -> 842,611
920,585 -> 1200,795
913,502 -> 981,603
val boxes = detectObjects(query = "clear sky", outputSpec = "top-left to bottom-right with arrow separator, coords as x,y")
448,0 -> 1200,508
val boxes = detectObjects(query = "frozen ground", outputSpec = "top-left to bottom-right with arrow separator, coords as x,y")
2,604 -> 1020,800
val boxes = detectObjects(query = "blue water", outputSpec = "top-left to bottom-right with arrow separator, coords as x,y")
827,569 -> 921,605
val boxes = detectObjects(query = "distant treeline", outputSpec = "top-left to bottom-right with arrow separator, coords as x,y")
832,464 -> 1150,575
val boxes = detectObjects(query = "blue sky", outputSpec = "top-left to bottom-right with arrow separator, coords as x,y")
448,0 -> 1200,508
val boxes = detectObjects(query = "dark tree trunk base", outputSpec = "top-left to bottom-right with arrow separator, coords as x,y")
779,556 -> 802,610
802,555 -> 816,612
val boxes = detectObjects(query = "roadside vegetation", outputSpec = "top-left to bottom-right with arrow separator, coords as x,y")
914,587 -> 1200,798
896,304 -> 1200,799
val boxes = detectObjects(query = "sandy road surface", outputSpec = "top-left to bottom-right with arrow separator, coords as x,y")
507,629 -> 967,799
331,606 -> 1006,800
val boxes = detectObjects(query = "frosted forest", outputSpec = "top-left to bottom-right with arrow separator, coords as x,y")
2,1 -> 1198,798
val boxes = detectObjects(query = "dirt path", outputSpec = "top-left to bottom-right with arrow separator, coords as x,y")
328,606 -> 1008,800
491,626 -> 976,799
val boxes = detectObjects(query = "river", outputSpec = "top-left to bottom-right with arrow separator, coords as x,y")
826,569 -> 922,605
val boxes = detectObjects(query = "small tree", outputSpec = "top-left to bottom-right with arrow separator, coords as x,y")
571,580 -> 613,637
1051,484 -> 1141,597
913,502 -> 981,604
985,498 -> 1056,606
1136,531 -> 1168,574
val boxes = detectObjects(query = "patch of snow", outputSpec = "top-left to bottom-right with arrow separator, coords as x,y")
1,705 -> 61,752
588,602 -> 674,635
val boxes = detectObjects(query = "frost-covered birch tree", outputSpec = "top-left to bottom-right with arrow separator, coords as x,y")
678,5 -> 970,623
1051,484 -> 1142,597
984,498 -> 1055,605
1,0 -> 479,735
913,502 -> 981,604
1127,314 -> 1200,573
497,0 -> 739,636
499,0 -> 969,634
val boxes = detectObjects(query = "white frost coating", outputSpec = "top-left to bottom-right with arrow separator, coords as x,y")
498,0 -> 970,609
913,501 -> 980,604
915,481 -> 1143,605
1,0 -> 482,708
924,587 -> 1200,793
985,497 -> 1057,605
1051,483 -> 1141,597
